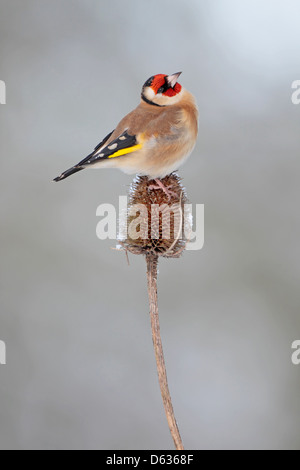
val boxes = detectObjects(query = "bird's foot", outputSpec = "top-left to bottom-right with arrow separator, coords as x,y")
148,178 -> 179,201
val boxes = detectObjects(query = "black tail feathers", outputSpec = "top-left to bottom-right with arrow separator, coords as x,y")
53,166 -> 83,182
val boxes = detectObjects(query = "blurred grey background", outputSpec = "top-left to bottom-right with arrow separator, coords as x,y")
0,0 -> 300,450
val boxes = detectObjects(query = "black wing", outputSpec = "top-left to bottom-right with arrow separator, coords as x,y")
77,130 -> 139,166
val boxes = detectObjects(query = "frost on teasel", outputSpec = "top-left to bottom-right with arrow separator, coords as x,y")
120,173 -> 191,258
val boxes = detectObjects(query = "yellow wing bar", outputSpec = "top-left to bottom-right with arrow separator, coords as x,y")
108,143 -> 142,159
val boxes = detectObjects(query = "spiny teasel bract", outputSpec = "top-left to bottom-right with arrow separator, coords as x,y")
122,173 -> 190,258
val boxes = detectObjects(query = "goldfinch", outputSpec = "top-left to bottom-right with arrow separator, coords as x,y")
54,72 -> 198,196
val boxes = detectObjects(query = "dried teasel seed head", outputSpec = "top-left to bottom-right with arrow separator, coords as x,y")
121,173 -> 190,258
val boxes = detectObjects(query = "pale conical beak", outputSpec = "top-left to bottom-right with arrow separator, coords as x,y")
166,72 -> 182,88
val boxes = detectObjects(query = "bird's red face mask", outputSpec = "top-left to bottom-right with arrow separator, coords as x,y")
141,72 -> 183,107
150,74 -> 182,97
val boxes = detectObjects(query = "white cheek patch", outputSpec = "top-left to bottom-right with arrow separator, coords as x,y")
143,87 -> 155,101
143,86 -> 185,107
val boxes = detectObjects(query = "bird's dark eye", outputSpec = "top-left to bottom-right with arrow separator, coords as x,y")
156,77 -> 170,94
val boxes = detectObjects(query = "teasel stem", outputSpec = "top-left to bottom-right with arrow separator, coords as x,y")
146,252 -> 184,450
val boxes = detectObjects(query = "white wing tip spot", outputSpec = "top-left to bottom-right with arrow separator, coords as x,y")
108,143 -> 118,150
119,136 -> 126,141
